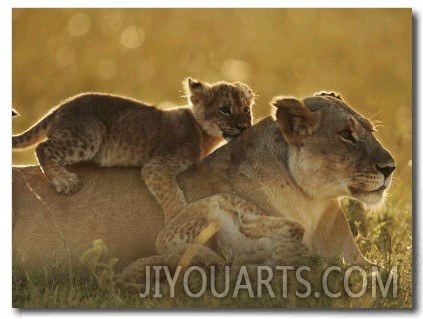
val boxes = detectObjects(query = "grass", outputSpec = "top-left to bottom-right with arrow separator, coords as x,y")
12,197 -> 412,309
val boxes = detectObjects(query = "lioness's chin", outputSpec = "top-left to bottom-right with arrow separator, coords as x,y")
349,188 -> 386,206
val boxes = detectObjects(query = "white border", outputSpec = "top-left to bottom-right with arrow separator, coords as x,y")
2,1 -> 420,319
3,0 -> 420,8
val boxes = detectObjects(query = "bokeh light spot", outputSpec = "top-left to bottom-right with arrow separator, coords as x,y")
68,12 -> 91,37
120,25 -> 145,49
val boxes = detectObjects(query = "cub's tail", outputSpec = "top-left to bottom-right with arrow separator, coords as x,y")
12,112 -> 54,149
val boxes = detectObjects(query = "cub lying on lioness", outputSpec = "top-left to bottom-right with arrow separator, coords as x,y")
122,92 -> 395,288
12,78 -> 255,218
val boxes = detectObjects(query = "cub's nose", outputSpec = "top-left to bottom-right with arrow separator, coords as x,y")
376,164 -> 396,180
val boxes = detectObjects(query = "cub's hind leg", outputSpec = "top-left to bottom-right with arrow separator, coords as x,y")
36,140 -> 81,194
141,155 -> 192,220
36,123 -> 105,194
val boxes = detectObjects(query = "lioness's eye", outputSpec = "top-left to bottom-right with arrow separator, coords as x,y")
339,129 -> 356,143
220,106 -> 231,115
244,107 -> 250,114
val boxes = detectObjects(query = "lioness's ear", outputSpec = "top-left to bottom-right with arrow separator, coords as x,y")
184,77 -> 210,106
273,97 -> 320,144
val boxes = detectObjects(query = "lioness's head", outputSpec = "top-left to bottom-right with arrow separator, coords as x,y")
273,92 -> 395,206
185,78 -> 255,140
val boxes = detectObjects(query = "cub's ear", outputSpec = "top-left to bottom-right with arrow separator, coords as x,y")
184,77 -> 210,106
273,97 -> 320,144
12,108 -> 20,117
234,82 -> 256,104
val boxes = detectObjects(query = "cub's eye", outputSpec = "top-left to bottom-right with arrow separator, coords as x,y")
220,106 -> 232,115
339,129 -> 356,143
244,107 -> 250,114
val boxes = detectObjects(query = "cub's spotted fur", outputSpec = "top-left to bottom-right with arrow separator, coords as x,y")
13,78 -> 255,218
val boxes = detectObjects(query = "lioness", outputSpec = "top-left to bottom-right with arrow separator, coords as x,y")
121,92 -> 395,284
12,78 -> 255,218
12,92 -> 394,275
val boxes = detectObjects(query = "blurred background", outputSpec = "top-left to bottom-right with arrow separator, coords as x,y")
12,8 -> 411,205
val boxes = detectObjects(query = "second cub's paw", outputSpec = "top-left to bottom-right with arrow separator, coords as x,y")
51,173 -> 82,195
240,215 -> 304,240
238,214 -> 269,238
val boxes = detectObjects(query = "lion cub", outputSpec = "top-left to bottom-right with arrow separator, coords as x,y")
13,78 -> 255,218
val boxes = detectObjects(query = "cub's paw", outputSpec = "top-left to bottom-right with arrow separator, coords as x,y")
51,173 -> 82,194
239,215 -> 304,241
239,214 -> 269,237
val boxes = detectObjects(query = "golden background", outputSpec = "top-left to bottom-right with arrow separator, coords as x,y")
12,8 -> 411,204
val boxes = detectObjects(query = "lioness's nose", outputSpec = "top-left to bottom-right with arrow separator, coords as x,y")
376,164 -> 396,180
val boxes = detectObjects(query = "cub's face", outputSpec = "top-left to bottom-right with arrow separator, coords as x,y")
186,78 -> 255,140
274,94 -> 395,206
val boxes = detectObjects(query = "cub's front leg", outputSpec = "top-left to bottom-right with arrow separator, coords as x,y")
141,154 -> 193,221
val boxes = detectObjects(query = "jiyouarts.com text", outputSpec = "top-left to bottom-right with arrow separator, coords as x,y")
138,265 -> 398,299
